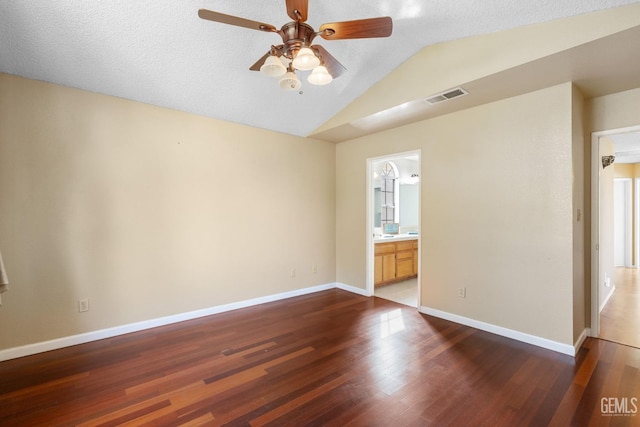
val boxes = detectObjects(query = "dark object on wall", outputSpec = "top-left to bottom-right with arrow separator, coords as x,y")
602,155 -> 615,169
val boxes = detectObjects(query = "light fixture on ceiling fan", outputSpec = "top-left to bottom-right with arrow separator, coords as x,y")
198,0 -> 393,91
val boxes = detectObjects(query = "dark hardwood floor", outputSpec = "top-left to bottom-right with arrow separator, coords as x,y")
1,289 -> 639,426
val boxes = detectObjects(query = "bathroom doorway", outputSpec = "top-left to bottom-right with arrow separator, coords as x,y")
367,151 -> 421,308
592,126 -> 640,348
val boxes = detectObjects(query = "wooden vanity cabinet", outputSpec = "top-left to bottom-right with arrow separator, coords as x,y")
374,239 -> 418,287
413,240 -> 418,276
395,241 -> 414,279
374,242 -> 396,285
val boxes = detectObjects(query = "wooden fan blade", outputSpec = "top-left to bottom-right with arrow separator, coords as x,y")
286,0 -> 308,22
319,17 -> 392,40
312,45 -> 346,78
198,9 -> 277,33
249,51 -> 271,71
249,45 -> 285,71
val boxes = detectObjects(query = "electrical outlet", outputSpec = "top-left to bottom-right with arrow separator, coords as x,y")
78,298 -> 89,312
312,264 -> 317,274
290,268 -> 296,278
457,288 -> 466,298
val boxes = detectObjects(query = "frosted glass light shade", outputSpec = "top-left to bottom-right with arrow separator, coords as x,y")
292,47 -> 320,70
278,71 -> 302,91
307,66 -> 333,85
260,55 -> 286,77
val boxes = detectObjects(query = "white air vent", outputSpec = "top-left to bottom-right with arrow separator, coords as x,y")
425,87 -> 468,105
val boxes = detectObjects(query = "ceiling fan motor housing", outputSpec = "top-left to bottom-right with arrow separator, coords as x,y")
280,22 -> 317,60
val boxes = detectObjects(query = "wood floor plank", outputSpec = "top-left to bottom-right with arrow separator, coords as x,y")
601,268 -> 640,348
1,289 -> 639,426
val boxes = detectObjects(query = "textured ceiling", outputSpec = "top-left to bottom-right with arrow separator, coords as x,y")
1,1 -> 638,137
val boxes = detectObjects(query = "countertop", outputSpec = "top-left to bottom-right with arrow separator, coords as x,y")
374,233 -> 419,243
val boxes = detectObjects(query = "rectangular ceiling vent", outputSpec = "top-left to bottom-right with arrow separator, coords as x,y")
425,87 -> 468,105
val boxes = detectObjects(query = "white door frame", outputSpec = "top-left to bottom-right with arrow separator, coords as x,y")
635,177 -> 640,268
591,125 -> 640,337
366,150 -> 422,305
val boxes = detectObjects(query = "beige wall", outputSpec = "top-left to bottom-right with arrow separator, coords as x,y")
0,73 -> 336,351
614,164 -> 634,178
2,73 -> 637,354
572,85 -> 586,343
337,83 -> 576,345
589,88 -> 640,132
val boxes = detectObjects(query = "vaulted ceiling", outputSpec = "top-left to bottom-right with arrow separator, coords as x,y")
1,1 -> 639,140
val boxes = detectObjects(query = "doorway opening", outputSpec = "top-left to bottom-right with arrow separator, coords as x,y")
591,125 -> 640,348
366,151 -> 421,308
613,178 -> 632,268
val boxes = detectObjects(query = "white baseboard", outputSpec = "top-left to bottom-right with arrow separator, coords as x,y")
1,283 -> 582,361
574,328 -> 589,354
599,285 -> 616,313
335,282 -> 370,297
0,282 -> 343,362
419,306 -> 577,356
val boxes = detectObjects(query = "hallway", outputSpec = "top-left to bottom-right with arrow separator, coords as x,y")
599,267 -> 640,348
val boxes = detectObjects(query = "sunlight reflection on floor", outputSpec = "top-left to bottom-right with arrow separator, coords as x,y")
380,309 -> 405,338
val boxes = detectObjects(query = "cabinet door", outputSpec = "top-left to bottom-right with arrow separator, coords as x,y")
395,240 -> 414,279
396,250 -> 413,279
374,254 -> 383,285
382,253 -> 396,282
413,240 -> 419,276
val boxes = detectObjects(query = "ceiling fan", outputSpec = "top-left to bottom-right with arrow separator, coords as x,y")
198,0 -> 393,91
